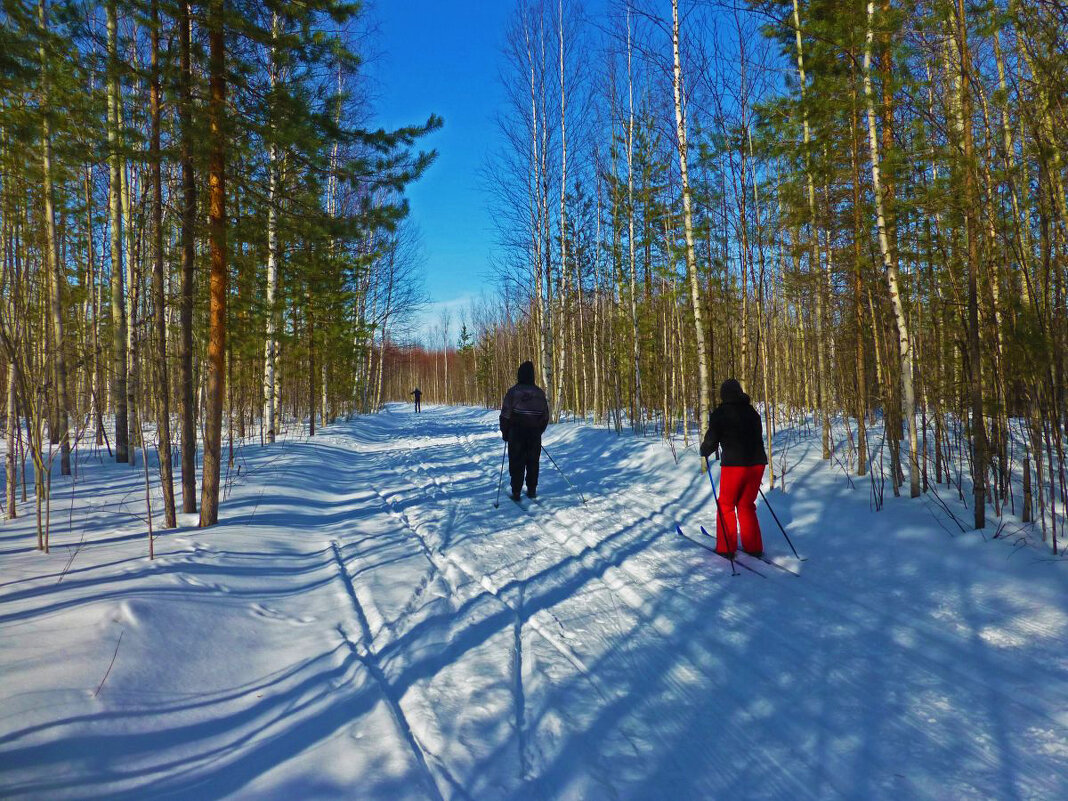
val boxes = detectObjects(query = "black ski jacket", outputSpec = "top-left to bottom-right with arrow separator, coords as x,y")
700,399 -> 767,466
500,384 -> 549,440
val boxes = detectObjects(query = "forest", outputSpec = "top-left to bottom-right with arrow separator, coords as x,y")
1,0 -> 438,540
401,0 -> 1068,546
2,0 -> 1067,550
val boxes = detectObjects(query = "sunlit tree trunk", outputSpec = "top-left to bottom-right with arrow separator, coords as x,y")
5,362 -> 15,518
178,0 -> 197,512
790,0 -> 830,460
38,0 -> 70,476
150,0 -> 176,527
626,10 -> 642,430
200,0 -> 226,527
106,0 -> 129,464
671,0 -> 710,436
263,14 -> 281,444
862,0 -> 919,498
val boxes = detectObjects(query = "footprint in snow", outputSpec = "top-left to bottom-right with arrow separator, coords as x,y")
250,603 -> 315,625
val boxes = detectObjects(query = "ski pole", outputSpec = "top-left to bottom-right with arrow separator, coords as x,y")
541,445 -> 586,504
757,486 -> 805,561
706,459 -> 735,564
493,439 -> 507,508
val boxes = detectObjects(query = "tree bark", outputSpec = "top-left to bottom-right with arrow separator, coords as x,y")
106,0 -> 129,464
38,0 -> 70,476
200,0 -> 226,527
150,0 -> 176,527
178,0 -> 197,512
671,0 -> 710,437
862,0 -> 919,497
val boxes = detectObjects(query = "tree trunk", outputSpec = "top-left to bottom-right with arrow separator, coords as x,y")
150,0 -> 176,527
862,0 -> 919,497
950,0 -> 988,527
178,0 -> 197,512
106,0 -> 129,464
119,96 -> 137,468
5,362 -> 15,519
308,300 -> 316,436
671,0 -> 710,437
848,75 -> 869,476
200,0 -> 226,527
263,144 -> 278,441
38,0 -> 70,476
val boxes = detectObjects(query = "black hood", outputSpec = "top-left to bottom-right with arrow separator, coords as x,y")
517,361 -> 536,385
720,378 -> 750,404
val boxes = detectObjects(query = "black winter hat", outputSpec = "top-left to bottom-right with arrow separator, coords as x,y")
720,378 -> 750,404
517,360 -> 536,385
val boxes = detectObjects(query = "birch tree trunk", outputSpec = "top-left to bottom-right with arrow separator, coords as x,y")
263,143 -> 279,442
262,14 -> 281,444
524,21 -> 551,393
862,0 -> 919,497
671,0 -> 710,436
119,100 -> 137,468
626,11 -> 642,430
790,0 -> 830,460
850,86 -> 868,476
38,0 -> 70,476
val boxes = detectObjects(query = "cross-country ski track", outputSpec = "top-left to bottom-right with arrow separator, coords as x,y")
2,404 -> 1067,800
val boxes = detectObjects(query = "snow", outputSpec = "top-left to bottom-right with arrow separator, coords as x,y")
2,404 -> 1067,800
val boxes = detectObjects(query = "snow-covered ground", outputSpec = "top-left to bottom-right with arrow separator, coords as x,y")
2,404 -> 1067,800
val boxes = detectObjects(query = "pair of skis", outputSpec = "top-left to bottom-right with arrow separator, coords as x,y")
675,524 -> 799,578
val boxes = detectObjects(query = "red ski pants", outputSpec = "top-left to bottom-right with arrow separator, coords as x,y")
715,464 -> 765,554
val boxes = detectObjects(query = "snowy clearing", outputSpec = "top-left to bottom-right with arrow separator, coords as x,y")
2,404 -> 1067,800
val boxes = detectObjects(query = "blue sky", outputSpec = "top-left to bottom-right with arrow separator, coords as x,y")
369,0 -> 517,341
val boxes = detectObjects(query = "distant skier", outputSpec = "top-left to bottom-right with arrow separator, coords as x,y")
700,378 -> 768,558
410,387 -> 422,413
499,360 -> 550,502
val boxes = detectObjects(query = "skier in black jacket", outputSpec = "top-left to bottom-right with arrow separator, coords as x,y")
499,361 -> 550,502
700,378 -> 768,557
410,387 -> 422,413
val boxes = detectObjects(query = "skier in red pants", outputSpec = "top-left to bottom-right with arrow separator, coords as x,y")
699,379 -> 768,558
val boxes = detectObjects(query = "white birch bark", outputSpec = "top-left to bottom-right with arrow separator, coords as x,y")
263,15 -> 280,442
862,0 -> 920,497
626,10 -> 642,429
671,0 -> 711,437
38,0 -> 70,476
791,0 -> 831,459
263,142 -> 279,442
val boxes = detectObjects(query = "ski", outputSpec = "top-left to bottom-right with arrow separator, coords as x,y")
750,554 -> 801,577
675,525 -> 765,577
695,527 -> 801,577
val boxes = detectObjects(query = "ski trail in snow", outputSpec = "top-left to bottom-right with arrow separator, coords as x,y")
392,414 -> 659,778
7,405 -> 1066,800
512,588 -> 531,785
371,416 -> 914,798
454,429 -> 689,631
331,541 -> 375,645
438,412 -> 1054,800
332,539 -> 475,801
375,453 -> 613,702
336,625 -> 448,801
400,414 -> 808,794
